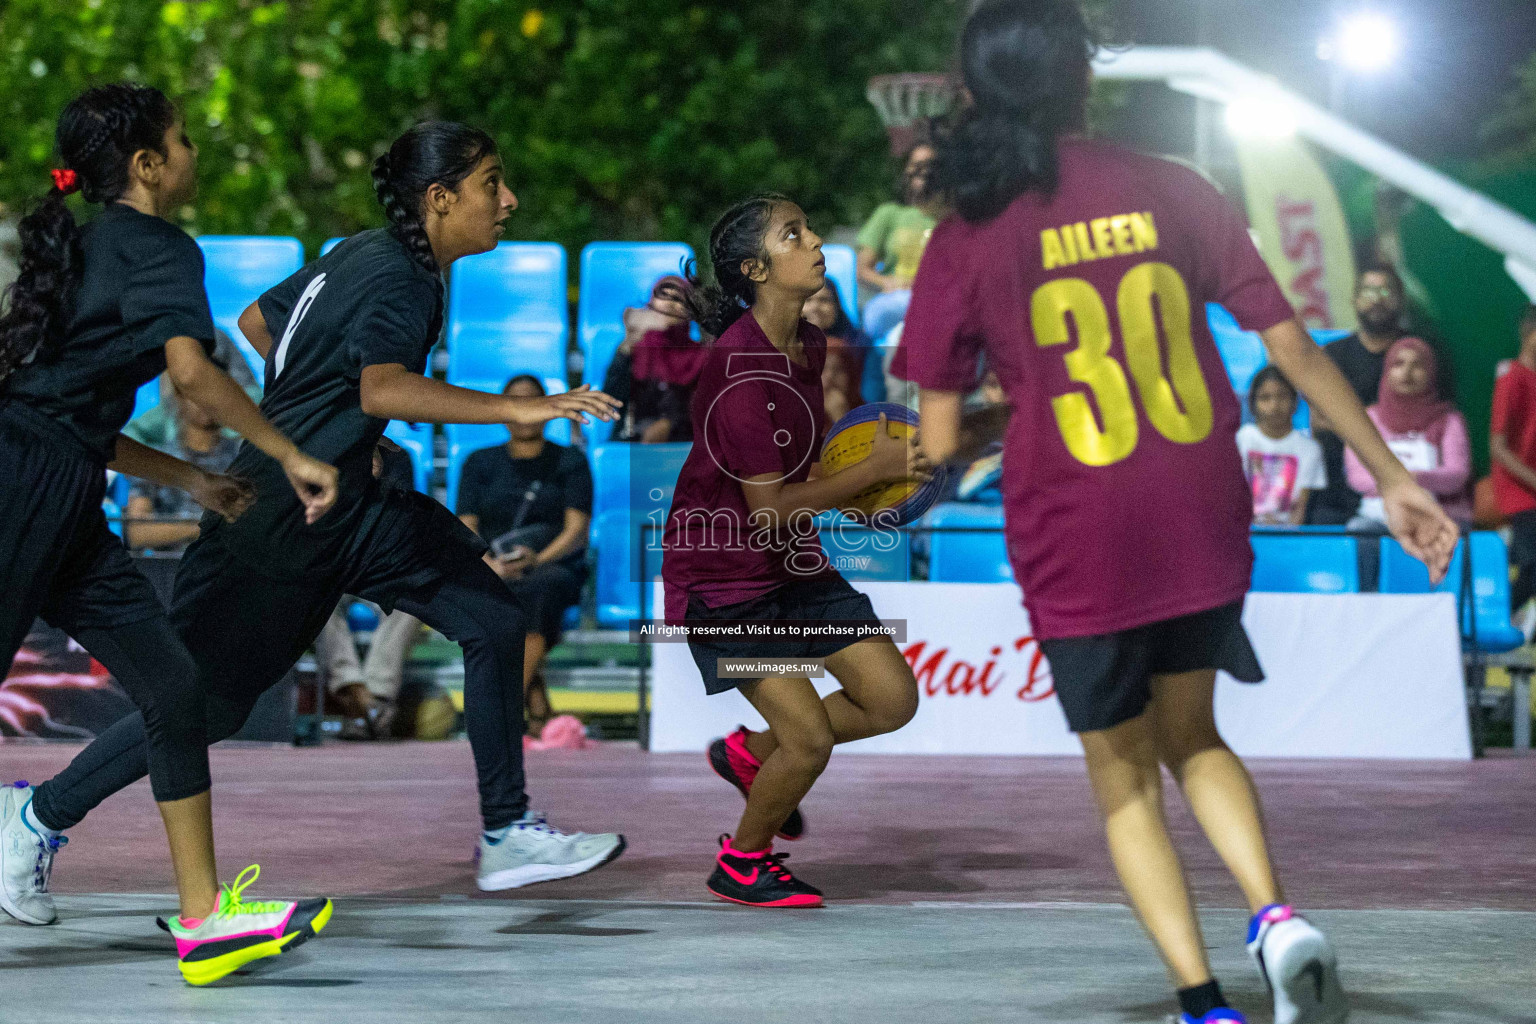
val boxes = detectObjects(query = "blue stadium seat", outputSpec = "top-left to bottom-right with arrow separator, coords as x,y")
383,419 -> 432,494
103,473 -> 129,539
590,442 -> 691,523
821,243 -> 860,326
578,242 -> 694,441
447,243 -> 569,387
1207,304 -> 1351,432
925,503 -> 1013,583
1379,533 -> 1524,653
444,377 -> 571,510
1207,303 -> 1266,400
592,508 -> 666,628
320,237 -> 345,256
816,511 -> 911,581
1249,533 -> 1359,593
198,236 -> 305,380
132,378 -> 161,420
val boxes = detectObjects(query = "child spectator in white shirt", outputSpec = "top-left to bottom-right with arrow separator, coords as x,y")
1237,366 -> 1327,526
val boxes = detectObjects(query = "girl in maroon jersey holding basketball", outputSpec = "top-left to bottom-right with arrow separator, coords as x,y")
663,195 -> 927,907
897,3 -> 1457,1023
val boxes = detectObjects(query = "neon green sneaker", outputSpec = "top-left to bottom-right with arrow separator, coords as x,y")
162,865 -> 332,986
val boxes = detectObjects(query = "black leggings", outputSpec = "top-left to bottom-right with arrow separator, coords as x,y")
33,546 -> 530,833
1,418 -> 211,817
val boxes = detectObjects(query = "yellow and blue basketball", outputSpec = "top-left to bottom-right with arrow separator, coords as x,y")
820,402 -> 948,526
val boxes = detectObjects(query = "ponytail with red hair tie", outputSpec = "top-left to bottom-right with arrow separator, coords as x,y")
50,168 -> 80,195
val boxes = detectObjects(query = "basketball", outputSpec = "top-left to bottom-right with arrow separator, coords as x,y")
820,402 -> 947,526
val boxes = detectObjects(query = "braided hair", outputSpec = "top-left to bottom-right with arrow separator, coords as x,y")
0,84 -> 178,382
371,121 -> 497,277
683,195 -> 787,338
931,0 -> 1097,223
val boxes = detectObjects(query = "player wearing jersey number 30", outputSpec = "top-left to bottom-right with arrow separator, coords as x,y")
896,3 -> 1458,1023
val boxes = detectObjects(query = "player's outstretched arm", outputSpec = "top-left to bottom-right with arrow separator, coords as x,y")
108,434 -> 255,523
916,389 -> 1006,467
164,335 -> 339,525
359,363 -> 619,428
1260,317 -> 1459,581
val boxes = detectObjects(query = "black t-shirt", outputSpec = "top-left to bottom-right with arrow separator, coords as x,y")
602,350 -> 695,442
5,203 -> 215,461
218,229 -> 444,570
1323,333 -> 1390,408
458,441 -> 592,571
1309,332 -> 1392,522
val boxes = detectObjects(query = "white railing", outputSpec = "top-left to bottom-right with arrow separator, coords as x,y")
1093,45 -> 1536,300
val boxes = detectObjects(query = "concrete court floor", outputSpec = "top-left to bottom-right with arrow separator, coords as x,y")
0,741 -> 1532,1023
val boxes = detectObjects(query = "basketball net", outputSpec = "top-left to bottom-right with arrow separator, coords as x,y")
866,74 -> 957,156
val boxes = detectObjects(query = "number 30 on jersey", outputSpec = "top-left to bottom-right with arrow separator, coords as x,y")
1031,262 -> 1213,467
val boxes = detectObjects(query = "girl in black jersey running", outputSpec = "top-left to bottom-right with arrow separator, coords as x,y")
21,121 -> 628,915
0,84 -> 339,985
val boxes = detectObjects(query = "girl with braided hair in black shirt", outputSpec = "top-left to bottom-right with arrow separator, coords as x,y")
24,121 -> 629,916
0,83 -> 341,984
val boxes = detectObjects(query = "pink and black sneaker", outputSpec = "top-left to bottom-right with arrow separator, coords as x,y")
158,865 -> 332,986
707,726 -> 807,841
706,835 -> 823,908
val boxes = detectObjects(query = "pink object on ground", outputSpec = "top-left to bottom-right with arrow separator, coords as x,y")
526,714 -> 592,751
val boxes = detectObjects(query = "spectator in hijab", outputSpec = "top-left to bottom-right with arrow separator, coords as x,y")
803,279 -> 872,424
1345,336 -> 1472,530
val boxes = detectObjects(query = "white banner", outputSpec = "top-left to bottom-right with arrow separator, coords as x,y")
648,583 -> 1471,760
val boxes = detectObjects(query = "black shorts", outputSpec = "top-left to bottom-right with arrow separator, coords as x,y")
684,573 -> 884,695
1038,601 -> 1264,734
0,406 -> 166,663
171,487 -> 489,705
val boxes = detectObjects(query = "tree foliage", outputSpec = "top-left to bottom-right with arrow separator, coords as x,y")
0,0 -> 965,258
1487,54 -> 1536,167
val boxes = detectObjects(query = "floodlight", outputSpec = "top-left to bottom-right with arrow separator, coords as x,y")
1335,11 -> 1400,73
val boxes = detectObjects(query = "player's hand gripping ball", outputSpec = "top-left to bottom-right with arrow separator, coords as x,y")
821,402 -> 948,526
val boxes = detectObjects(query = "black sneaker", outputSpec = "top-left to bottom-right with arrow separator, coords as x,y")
706,835 -> 823,908
707,727 -> 807,841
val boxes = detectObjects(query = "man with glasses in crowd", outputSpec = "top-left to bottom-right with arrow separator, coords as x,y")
1307,264 -> 1410,525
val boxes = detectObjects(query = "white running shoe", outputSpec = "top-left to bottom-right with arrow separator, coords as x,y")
0,781 -> 65,926
475,811 -> 625,891
1246,904 -> 1350,1024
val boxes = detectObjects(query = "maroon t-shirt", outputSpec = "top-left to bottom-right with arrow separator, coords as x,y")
896,138 -> 1296,639
662,313 -> 832,620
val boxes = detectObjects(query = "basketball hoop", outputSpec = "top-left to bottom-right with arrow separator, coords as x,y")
867,74 -> 957,156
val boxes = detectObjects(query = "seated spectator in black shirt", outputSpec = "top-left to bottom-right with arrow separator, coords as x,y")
603,275 -> 705,443
458,375 -> 594,733
124,384 -> 240,552
1308,264 -> 1407,524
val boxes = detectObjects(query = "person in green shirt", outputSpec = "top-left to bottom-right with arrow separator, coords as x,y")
856,141 -> 941,344
123,328 -> 262,449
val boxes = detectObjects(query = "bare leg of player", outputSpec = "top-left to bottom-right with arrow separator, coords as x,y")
1149,670 -> 1285,913
741,637 -> 918,760
1080,714 -> 1214,989
734,676 -> 833,852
